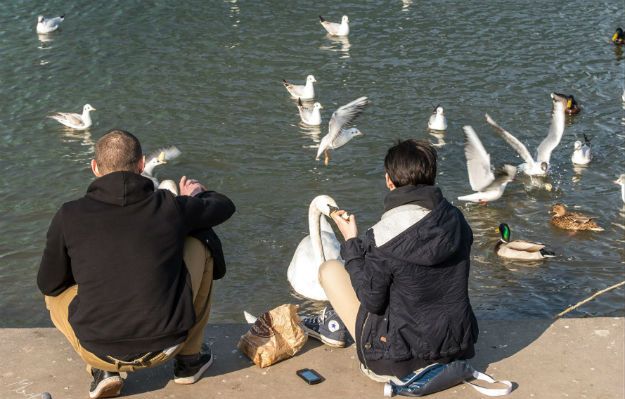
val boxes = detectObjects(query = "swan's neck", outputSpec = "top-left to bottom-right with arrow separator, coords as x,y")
143,160 -> 157,176
308,204 -> 325,265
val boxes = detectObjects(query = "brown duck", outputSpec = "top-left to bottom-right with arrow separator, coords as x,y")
550,203 -> 604,231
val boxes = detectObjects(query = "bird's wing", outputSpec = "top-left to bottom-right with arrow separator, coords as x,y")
49,112 -> 83,125
327,97 -> 370,143
536,103 -> 565,163
147,146 -> 181,163
462,126 -> 495,192
487,164 -> 517,189
506,240 -> 545,252
46,16 -> 64,27
485,113 -> 535,165
320,17 -> 340,35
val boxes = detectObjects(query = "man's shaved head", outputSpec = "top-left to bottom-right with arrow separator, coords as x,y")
94,129 -> 143,175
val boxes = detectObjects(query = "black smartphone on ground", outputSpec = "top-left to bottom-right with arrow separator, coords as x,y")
296,368 -> 325,385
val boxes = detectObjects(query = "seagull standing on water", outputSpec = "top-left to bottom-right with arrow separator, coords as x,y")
458,126 -> 516,203
48,104 -> 96,130
283,75 -> 316,100
428,105 -> 447,131
297,98 -> 323,126
485,92 -> 567,176
36,15 -> 64,34
571,134 -> 592,165
319,15 -> 349,37
316,96 -> 370,165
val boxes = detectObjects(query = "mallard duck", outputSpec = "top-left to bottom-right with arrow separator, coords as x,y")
554,93 -> 581,115
612,27 -> 624,45
495,223 -> 555,260
550,203 -> 604,231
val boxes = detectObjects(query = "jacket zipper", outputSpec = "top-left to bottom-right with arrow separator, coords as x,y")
360,312 -> 371,370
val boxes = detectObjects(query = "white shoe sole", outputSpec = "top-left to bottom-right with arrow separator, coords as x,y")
174,355 -> 214,385
303,327 -> 347,348
89,376 -> 123,399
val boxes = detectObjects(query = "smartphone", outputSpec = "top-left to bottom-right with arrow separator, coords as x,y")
296,368 -> 325,385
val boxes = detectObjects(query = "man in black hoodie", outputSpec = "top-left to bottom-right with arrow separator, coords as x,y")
38,129 -> 235,398
302,139 -> 478,381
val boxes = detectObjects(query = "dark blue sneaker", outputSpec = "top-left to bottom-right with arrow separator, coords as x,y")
301,307 -> 350,348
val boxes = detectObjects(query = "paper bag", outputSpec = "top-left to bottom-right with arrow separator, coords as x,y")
238,304 -> 308,368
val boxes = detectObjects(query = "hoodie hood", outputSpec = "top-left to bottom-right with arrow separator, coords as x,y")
86,171 -> 155,206
372,185 -> 466,266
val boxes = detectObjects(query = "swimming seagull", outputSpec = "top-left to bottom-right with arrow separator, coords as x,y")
571,134 -> 592,165
48,104 -> 96,130
297,98 -> 323,126
458,125 -> 516,203
36,15 -> 64,34
142,146 -> 182,191
316,96 -> 370,165
319,15 -> 349,37
428,105 -> 447,131
485,92 -> 567,176
283,75 -> 316,100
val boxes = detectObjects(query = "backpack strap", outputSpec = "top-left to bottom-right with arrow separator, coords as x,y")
463,369 -> 513,396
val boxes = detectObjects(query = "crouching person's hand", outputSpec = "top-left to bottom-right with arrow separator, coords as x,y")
331,210 -> 358,241
179,176 -> 206,197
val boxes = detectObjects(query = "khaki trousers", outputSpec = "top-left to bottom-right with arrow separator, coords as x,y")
318,260 -> 360,339
45,237 -> 214,373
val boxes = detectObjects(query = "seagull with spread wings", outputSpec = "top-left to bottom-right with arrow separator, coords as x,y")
485,93 -> 568,176
458,125 -> 516,203
316,96 -> 370,165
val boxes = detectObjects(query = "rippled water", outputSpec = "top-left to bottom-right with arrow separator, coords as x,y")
1,1 -> 624,327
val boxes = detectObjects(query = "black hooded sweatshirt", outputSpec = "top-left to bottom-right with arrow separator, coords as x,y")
342,184 -> 478,377
37,172 -> 235,356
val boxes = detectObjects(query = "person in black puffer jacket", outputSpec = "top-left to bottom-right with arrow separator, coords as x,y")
301,139 -> 478,381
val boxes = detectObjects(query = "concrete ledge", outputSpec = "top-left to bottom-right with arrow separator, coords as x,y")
1,318 -> 623,399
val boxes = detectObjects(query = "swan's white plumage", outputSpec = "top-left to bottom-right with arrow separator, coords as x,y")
287,196 -> 342,301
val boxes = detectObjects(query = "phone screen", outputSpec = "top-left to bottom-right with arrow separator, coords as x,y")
300,370 -> 320,382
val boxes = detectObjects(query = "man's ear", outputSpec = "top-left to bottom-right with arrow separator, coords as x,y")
385,173 -> 396,191
91,159 -> 101,177
137,155 -> 145,173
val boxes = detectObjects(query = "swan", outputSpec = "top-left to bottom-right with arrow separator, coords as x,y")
287,195 -> 342,301
142,146 -> 181,190
319,15 -> 349,37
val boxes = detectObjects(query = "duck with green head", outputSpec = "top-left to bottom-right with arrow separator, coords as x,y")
495,223 -> 556,260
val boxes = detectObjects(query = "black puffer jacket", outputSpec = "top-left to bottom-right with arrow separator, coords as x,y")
342,185 -> 478,377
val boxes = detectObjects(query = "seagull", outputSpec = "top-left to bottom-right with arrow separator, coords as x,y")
283,75 -> 316,100
428,105 -> 447,131
316,96 -> 370,165
142,146 -> 182,190
614,174 -> 625,203
458,126 -> 516,203
48,104 -> 96,130
485,92 -> 567,176
319,15 -> 349,37
297,98 -> 323,126
571,134 -> 592,165
36,15 -> 64,34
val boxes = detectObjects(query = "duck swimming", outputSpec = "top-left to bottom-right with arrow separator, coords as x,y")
550,203 -> 604,232
495,223 -> 555,260
554,93 -> 581,115
612,28 -> 624,45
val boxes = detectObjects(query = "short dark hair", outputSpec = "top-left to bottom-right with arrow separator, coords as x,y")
384,139 -> 437,187
95,129 -> 142,174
